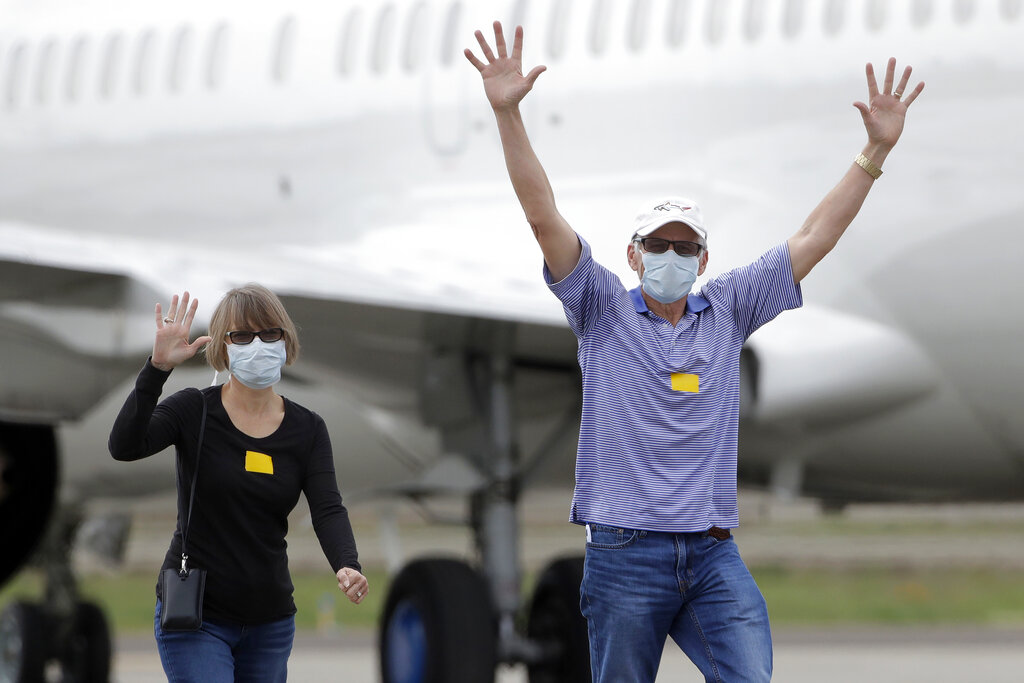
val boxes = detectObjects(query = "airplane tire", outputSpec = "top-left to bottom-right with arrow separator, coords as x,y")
526,555 -> 590,683
0,601 -> 48,683
380,558 -> 496,683
61,601 -> 111,683
0,423 -> 59,587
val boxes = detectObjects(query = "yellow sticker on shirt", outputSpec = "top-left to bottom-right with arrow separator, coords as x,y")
245,451 -> 274,475
671,373 -> 699,393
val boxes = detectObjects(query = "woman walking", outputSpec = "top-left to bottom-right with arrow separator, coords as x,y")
109,285 -> 367,682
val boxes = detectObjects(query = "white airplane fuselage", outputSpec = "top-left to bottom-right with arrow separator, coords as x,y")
2,0 -> 1024,506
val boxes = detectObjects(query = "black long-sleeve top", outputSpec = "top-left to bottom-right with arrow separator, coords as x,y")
109,360 -> 361,624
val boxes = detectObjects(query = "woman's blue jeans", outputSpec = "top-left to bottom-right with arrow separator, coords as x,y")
154,599 -> 295,683
581,525 -> 772,682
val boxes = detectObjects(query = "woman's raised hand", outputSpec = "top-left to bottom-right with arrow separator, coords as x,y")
465,21 -> 546,112
151,292 -> 212,372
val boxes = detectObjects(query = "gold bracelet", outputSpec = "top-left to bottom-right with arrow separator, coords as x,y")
854,152 -> 882,180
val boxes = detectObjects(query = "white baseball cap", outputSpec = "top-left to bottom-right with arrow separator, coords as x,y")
631,197 -> 708,243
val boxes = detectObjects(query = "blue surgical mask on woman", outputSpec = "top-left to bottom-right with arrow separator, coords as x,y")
640,249 -> 700,304
227,339 -> 287,389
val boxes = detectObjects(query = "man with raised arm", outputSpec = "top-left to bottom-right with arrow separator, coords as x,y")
466,22 -> 923,683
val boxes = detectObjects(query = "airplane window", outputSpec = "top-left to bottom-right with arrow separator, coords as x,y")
65,35 -> 90,102
629,0 -> 652,52
743,0 -> 766,41
1002,0 -> 1023,20
866,0 -> 887,32
706,0 -> 729,45
5,42 -> 26,108
206,23 -> 229,89
402,2 -> 428,72
272,15 -> 297,83
782,0 -> 804,39
588,0 -> 611,55
666,0 -> 692,47
167,26 -> 194,92
823,0 -> 844,35
99,33 -> 124,99
338,7 -> 364,75
371,4 -> 396,73
35,39 -> 58,105
132,30 -> 156,95
953,0 -> 976,23
439,2 -> 462,66
547,0 -> 571,60
911,0 -> 934,27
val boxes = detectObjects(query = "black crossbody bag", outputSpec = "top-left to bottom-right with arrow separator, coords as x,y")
158,389 -> 208,632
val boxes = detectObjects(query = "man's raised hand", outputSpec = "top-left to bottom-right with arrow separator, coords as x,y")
465,21 -> 546,112
853,57 -> 925,151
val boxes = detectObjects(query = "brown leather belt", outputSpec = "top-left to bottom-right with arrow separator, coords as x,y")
706,526 -> 731,541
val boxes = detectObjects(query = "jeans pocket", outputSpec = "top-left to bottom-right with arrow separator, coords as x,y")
586,524 -> 640,549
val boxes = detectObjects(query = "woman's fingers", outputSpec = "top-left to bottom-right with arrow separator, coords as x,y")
337,567 -> 369,604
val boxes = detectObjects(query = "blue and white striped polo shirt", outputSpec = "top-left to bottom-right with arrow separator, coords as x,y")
545,236 -> 803,532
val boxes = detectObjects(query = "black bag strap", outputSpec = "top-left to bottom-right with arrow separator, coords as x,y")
180,388 -> 207,575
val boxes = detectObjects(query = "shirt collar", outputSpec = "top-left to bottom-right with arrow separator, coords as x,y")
629,286 -> 710,315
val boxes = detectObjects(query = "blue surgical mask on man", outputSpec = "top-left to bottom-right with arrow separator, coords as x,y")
639,249 -> 700,304
227,339 -> 287,389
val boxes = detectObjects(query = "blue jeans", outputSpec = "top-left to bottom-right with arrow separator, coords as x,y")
154,599 -> 295,683
581,525 -> 772,683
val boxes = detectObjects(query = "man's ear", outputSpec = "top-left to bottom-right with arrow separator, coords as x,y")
698,250 -> 709,276
627,243 -> 641,273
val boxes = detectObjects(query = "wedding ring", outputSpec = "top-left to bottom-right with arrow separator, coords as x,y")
356,591 -> 362,597
163,317 -> 174,323
893,91 -> 903,98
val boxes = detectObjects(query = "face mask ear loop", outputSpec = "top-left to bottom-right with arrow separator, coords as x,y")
211,370 -> 219,387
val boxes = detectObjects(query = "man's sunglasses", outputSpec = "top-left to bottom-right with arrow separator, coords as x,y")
635,237 -> 704,257
225,328 -> 285,345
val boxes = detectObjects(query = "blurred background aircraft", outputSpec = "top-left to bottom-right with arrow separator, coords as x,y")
1,0 -> 1022,681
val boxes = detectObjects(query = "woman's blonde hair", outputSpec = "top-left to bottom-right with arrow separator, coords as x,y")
205,284 -> 300,372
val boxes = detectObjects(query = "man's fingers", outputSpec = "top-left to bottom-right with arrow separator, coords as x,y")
902,81 -> 925,108
865,62 -> 879,99
464,48 -> 485,71
475,29 -> 496,63
511,25 -> 524,62
894,65 -> 912,98
882,57 -> 896,95
494,20 -> 508,59
524,65 -> 547,87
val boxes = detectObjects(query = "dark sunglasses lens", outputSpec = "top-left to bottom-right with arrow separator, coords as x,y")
673,242 -> 701,257
229,331 -> 256,344
258,328 -> 284,343
642,238 -> 670,254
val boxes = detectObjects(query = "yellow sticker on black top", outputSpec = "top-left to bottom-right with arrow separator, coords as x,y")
245,451 -> 274,475
671,373 -> 699,393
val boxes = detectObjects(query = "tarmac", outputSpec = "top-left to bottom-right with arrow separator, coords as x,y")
96,489 -> 1024,682
114,625 -> 1024,682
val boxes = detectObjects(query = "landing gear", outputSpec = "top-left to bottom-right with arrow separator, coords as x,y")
0,599 -> 111,683
0,420 -> 113,683
380,558 -> 496,683
380,340 -> 592,682
0,424 -> 58,587
527,557 -> 590,683
0,602 -> 47,683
